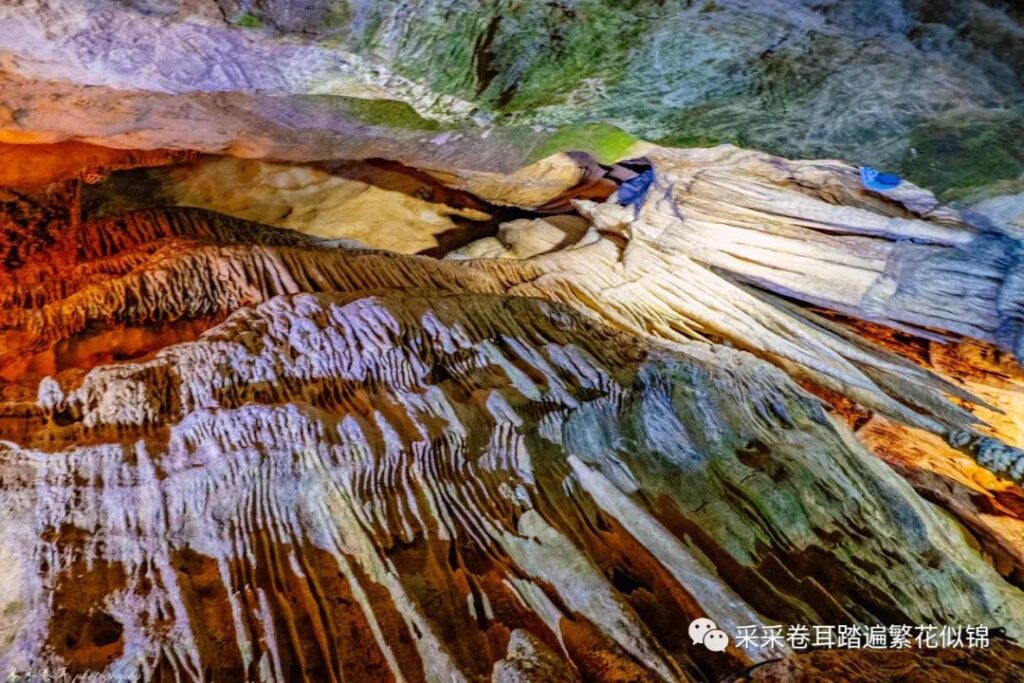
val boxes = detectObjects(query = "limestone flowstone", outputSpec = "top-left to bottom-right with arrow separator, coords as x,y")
2,290 -> 1023,680
2,108 -> 1024,681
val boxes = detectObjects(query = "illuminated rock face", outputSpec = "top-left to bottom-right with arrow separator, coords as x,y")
0,172 -> 1022,679
3,287 -> 1024,680
2,2 -> 1024,681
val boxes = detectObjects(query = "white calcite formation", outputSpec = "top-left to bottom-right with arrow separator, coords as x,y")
2,2 -> 1024,680
1,139 -> 1024,681
3,289 -> 1023,680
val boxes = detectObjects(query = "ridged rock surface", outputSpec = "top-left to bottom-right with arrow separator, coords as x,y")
3,111 -> 1024,681
4,144 -> 1024,482
0,158 -> 1024,678
4,2 -> 1024,680
3,288 -> 1024,680
724,644 -> 1024,682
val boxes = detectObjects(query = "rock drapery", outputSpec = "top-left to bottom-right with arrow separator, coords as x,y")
4,283 -> 1024,680
3,1 -> 1024,681
1,152 -> 1024,679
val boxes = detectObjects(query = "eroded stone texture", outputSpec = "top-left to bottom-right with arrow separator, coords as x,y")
0,72 -> 553,177
6,143 -> 1024,483
816,321 -> 1024,589
3,137 -> 1024,681
0,142 -> 194,187
630,145 -> 1024,357
2,3 -> 1024,681
97,156 -> 493,254
0,197 -> 997,465
3,290 -> 1024,680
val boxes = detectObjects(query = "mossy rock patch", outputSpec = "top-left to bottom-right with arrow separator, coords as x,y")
904,109 -> 1024,202
530,122 -> 640,165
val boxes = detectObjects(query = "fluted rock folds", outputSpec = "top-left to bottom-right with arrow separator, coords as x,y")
3,289 -> 1024,681
3,137 -> 1024,681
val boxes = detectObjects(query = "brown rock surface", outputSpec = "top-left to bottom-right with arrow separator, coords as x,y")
3,3 -> 1024,680
97,156 -> 493,254
0,142 -> 194,186
0,190 -> 1022,679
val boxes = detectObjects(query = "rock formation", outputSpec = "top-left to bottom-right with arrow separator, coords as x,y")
2,1 -> 1023,198
2,2 -> 1024,681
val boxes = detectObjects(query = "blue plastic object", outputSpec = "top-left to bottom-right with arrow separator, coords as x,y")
617,169 -> 655,207
860,166 -> 902,192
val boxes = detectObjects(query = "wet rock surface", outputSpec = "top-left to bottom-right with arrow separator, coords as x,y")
0,161 -> 1023,678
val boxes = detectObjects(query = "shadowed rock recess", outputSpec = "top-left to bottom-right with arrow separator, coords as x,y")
3,1 -> 1024,682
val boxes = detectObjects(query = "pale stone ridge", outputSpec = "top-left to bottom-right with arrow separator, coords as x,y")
2,290 -> 1022,680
